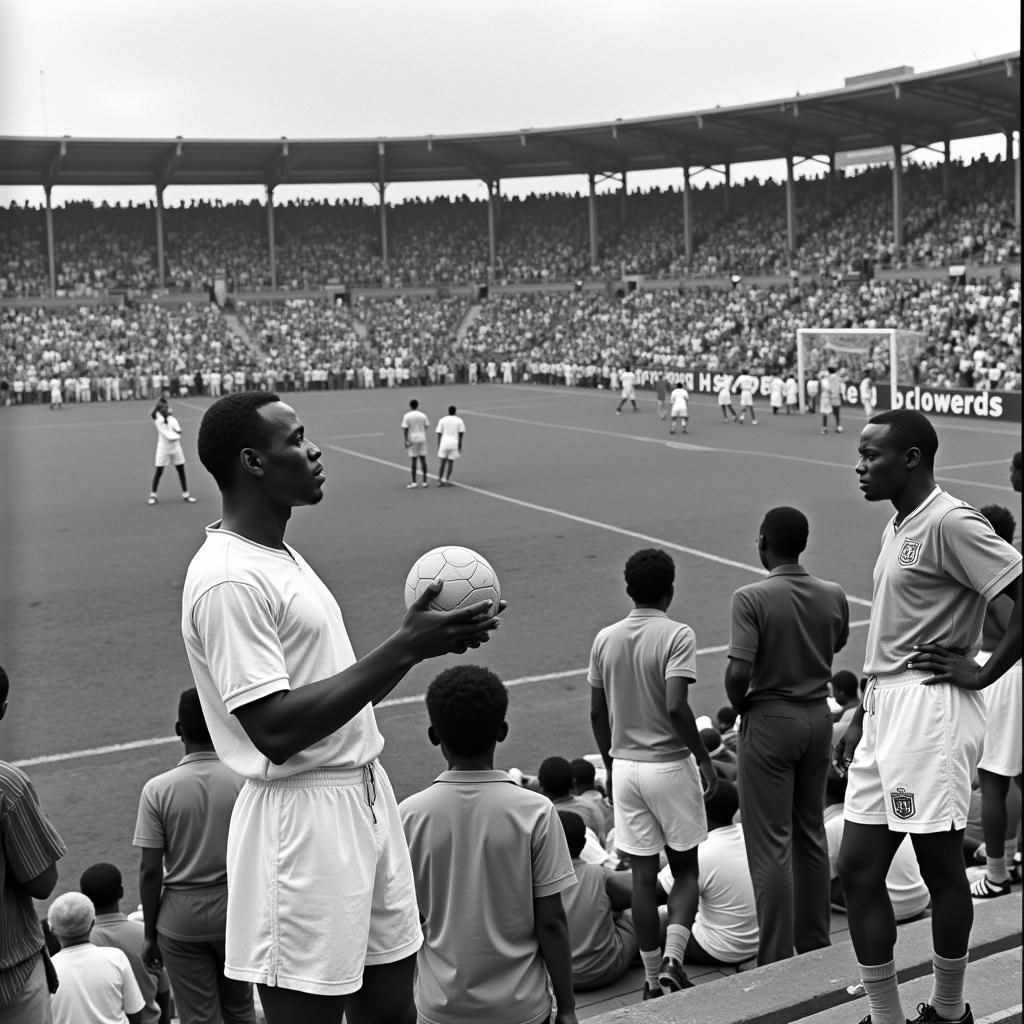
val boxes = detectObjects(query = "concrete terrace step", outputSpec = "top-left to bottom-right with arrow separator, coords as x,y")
582,892 -> 1021,1024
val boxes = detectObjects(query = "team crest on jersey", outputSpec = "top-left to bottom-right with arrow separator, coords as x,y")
891,787 -> 916,819
897,539 -> 923,567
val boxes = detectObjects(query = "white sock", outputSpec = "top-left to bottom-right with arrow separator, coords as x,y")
986,855 -> 1009,883
930,951 -> 968,1021
664,924 -> 690,964
859,960 -> 904,1024
640,948 -> 661,987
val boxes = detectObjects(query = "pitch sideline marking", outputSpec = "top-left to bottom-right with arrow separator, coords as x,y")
327,443 -> 875,607
12,624 -> 870,770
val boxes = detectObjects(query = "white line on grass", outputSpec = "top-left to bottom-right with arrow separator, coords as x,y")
322,432 -> 385,440
12,623 -> 870,769
460,408 -> 1016,491
326,443 -> 873,609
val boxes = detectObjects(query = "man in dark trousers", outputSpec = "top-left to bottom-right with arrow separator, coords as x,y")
725,507 -> 849,965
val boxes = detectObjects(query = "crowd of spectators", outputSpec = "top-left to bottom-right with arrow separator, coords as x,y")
2,156 -> 1018,298
2,274 -> 1019,405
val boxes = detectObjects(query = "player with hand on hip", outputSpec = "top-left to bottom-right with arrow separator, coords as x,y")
435,405 -> 465,487
401,399 -> 430,489
149,394 -> 197,504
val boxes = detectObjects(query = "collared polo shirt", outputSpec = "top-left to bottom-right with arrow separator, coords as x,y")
864,487 -> 1022,675
399,770 -> 576,1024
91,913 -> 165,1024
589,608 -> 697,762
728,565 -> 849,703
181,524 -> 384,779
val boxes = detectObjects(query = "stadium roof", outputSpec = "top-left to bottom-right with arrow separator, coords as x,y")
0,53 -> 1018,191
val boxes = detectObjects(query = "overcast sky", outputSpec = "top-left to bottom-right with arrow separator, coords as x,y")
0,0 -> 1018,206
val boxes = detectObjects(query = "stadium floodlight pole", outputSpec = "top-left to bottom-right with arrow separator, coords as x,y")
785,154 -> 797,264
44,185 -> 56,298
682,164 -> 693,264
486,180 -> 498,282
891,132 -> 904,255
723,162 -> 731,214
266,184 -> 277,290
587,172 -> 599,269
377,142 -> 389,269
620,169 -> 628,227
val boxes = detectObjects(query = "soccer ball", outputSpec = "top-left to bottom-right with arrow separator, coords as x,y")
404,546 -> 501,612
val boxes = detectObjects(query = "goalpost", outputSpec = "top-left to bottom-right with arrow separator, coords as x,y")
795,328 -> 925,413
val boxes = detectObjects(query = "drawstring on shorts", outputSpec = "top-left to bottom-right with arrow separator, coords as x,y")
862,675 -> 878,716
362,762 -> 378,823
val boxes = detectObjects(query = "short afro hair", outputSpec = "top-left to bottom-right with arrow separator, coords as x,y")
624,549 -> 675,604
760,506 -> 809,559
570,757 -> 596,790
868,410 -> 939,470
538,756 -> 574,798
426,665 -> 508,757
716,706 -> 737,730
197,391 -> 280,490
79,862 -> 122,908
557,810 -> 587,858
703,778 -> 740,826
177,688 -> 212,744
979,504 -> 1016,546
830,670 -> 860,704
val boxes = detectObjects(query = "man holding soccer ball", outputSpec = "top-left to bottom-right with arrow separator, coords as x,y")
181,392 -> 503,1024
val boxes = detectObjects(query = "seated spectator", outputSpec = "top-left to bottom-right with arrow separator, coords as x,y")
556,811 -> 639,991
570,756 -> 614,834
655,781 -> 759,968
47,891 -> 145,1024
699,727 -> 738,782
715,707 -> 739,754
133,687 -> 254,1024
824,776 -> 930,922
399,665 -> 578,1024
79,862 -> 170,1024
538,755 -> 607,844
829,670 -> 863,747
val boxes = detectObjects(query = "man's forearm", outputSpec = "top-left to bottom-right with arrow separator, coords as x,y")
139,867 -> 163,940
534,898 -> 576,1015
979,584 -> 1022,687
590,711 -> 613,771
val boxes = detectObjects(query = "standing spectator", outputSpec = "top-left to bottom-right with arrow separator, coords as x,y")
182,392 -> 500,1024
836,410 -> 1021,1024
655,781 -> 760,968
400,398 -> 430,489
148,395 -> 198,505
0,664 -> 65,1024
47,892 -> 145,1024
725,506 -> 849,965
969,504 -> 1022,900
79,863 -> 170,1024
785,374 -> 799,414
399,666 -> 578,1024
434,405 -> 465,487
654,372 -> 669,421
589,549 -> 716,999
556,811 -> 638,991
769,375 -> 785,415
133,688 -> 254,1024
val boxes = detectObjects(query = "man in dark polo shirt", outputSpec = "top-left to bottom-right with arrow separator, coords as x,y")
724,507 -> 849,965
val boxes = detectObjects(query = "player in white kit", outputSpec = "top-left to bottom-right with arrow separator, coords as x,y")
668,385 -> 689,434
717,381 -> 740,423
434,405 -> 466,487
148,395 -> 197,505
732,372 -> 758,425
400,399 -> 430,489
615,367 -> 638,414
834,410 -> 1022,1024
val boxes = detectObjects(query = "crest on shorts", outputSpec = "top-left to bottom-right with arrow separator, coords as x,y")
897,539 -> 923,567
890,787 -> 916,819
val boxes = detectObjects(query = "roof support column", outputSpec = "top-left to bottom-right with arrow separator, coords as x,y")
1014,131 -> 1021,229
266,185 -> 277,290
1007,130 -> 1014,163
891,135 -> 904,256
785,155 -> 797,264
723,163 -> 731,214
45,187 -> 56,298
683,165 -> 693,265
155,187 -> 166,290
620,171 -> 627,227
942,139 -> 951,199
377,143 -> 389,269
587,173 -> 599,269
827,151 -> 836,207
486,180 -> 498,282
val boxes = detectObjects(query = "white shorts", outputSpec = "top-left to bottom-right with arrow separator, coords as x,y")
155,444 -> 185,467
845,670 -> 985,833
406,441 -> 427,457
621,385 -> 636,400
224,762 -> 422,996
739,394 -> 754,407
977,652 -> 1023,777
717,393 -> 733,407
819,400 -> 835,415
611,757 -> 708,856
437,442 -> 460,460
670,405 -> 688,418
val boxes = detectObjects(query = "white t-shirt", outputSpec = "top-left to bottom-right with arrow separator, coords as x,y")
825,805 -> 929,921
657,823 -> 759,963
154,414 -> 182,455
717,383 -> 733,406
669,387 -> 689,412
436,415 -> 466,445
401,409 -> 430,443
50,944 -> 145,1024
733,375 -> 757,402
181,524 -> 384,779
864,488 -> 1022,675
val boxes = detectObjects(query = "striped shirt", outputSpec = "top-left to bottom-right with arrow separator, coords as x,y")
0,760 -> 66,1009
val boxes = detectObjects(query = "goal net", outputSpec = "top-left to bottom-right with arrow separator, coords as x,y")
795,329 -> 925,413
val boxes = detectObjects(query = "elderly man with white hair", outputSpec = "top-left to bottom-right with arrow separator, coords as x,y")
46,892 -> 145,1024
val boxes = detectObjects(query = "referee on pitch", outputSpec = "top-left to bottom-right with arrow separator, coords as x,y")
724,506 -> 850,965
